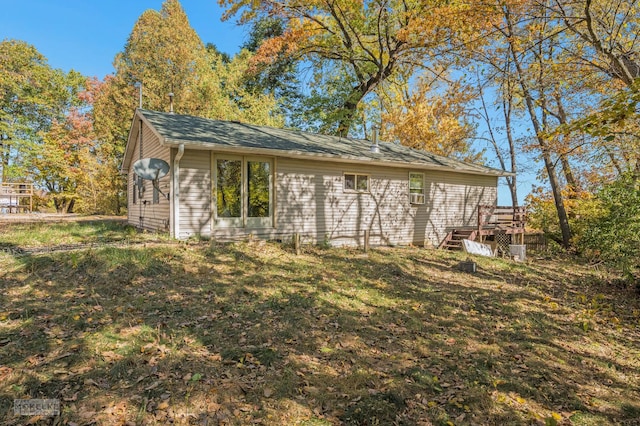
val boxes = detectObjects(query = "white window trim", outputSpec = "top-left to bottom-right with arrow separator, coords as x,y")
343,172 -> 370,193
213,154 -> 244,228
409,172 -> 425,205
212,154 -> 274,228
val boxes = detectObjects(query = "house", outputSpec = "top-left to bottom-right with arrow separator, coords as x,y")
121,109 -> 512,247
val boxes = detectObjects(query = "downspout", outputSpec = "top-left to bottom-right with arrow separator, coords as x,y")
172,144 -> 185,238
138,119 -> 143,229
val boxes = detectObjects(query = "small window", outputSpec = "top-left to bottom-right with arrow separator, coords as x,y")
344,173 -> 369,192
137,176 -> 145,200
133,181 -> 137,204
409,172 -> 425,204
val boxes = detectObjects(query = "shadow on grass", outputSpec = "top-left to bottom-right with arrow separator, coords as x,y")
1,240 -> 639,425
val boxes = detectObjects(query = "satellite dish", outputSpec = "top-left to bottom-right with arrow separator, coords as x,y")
133,158 -> 170,200
133,158 -> 170,181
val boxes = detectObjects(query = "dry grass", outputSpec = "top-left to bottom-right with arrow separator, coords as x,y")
1,220 -> 639,425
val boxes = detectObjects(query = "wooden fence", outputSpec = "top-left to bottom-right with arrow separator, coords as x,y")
523,233 -> 547,252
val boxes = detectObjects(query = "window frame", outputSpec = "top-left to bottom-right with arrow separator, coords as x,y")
245,157 -> 273,228
213,154 -> 273,228
343,172 -> 370,193
409,172 -> 425,205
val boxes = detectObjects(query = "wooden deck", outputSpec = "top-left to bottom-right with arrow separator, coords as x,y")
477,205 -> 526,244
0,183 -> 33,213
439,205 -> 526,250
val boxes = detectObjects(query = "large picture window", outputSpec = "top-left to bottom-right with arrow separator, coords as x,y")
248,161 -> 270,218
214,156 -> 272,228
409,172 -> 425,204
216,159 -> 242,218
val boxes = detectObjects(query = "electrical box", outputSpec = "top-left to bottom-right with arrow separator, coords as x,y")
509,244 -> 526,261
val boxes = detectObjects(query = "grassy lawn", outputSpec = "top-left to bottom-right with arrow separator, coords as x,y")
1,221 -> 639,425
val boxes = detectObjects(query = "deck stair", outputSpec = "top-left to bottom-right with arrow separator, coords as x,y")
439,229 -> 477,250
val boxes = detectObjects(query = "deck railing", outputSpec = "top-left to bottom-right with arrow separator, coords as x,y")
0,182 -> 33,213
478,205 -> 526,243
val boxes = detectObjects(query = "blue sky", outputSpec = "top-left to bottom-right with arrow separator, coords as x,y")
2,0 -> 245,79
3,0 -> 533,204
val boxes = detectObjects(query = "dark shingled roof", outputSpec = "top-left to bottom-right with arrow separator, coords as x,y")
133,109 -> 510,177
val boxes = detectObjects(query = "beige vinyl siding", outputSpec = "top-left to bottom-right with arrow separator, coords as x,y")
178,150 -> 212,238
127,124 -> 170,231
421,171 -> 497,246
209,156 -> 497,247
190,151 -> 497,246
274,158 -> 496,247
274,158 -> 414,246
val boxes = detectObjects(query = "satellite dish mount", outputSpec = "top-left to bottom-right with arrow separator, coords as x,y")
133,158 -> 171,200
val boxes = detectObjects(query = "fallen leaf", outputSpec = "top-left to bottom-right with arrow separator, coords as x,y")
145,380 -> 162,391
63,392 -> 79,402
101,351 -> 123,362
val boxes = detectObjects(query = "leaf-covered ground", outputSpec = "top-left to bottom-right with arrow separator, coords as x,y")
1,221 -> 639,425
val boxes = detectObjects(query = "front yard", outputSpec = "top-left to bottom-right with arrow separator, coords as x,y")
1,221 -> 639,425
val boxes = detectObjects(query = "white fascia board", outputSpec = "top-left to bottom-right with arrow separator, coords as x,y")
120,111 -> 142,173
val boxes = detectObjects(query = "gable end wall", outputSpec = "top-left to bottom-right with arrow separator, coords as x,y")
127,123 -> 171,231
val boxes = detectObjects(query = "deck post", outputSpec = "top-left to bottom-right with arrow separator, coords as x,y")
364,230 -> 370,253
294,233 -> 301,255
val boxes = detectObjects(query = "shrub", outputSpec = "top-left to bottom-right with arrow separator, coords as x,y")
579,173 -> 640,281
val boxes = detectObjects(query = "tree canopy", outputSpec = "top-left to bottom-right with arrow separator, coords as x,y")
219,0 -> 497,137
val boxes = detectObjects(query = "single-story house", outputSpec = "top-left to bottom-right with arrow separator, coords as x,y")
121,109 -> 512,247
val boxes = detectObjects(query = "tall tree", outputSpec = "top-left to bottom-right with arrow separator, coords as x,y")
219,0 -> 498,136
549,0 -> 640,173
549,0 -> 640,88
0,40 -> 80,182
485,1 -> 575,246
380,77 -> 480,161
241,16 -> 302,121
30,78 -> 118,214
94,0 -> 283,213
475,65 -> 520,207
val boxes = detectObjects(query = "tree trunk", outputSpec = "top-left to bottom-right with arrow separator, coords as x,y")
335,56 -> 398,136
1,140 -> 10,182
503,5 -> 572,248
115,174 -> 123,215
477,72 -> 519,208
554,93 -> 579,193
502,84 -> 519,208
54,197 -> 65,213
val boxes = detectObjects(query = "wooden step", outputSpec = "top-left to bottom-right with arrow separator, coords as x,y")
439,228 -> 478,251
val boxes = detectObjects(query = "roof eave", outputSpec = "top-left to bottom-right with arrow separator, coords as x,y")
120,109 -> 170,173
120,109 -> 142,174
161,138 -> 511,177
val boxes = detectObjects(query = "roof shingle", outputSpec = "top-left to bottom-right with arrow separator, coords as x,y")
134,109 -> 510,177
